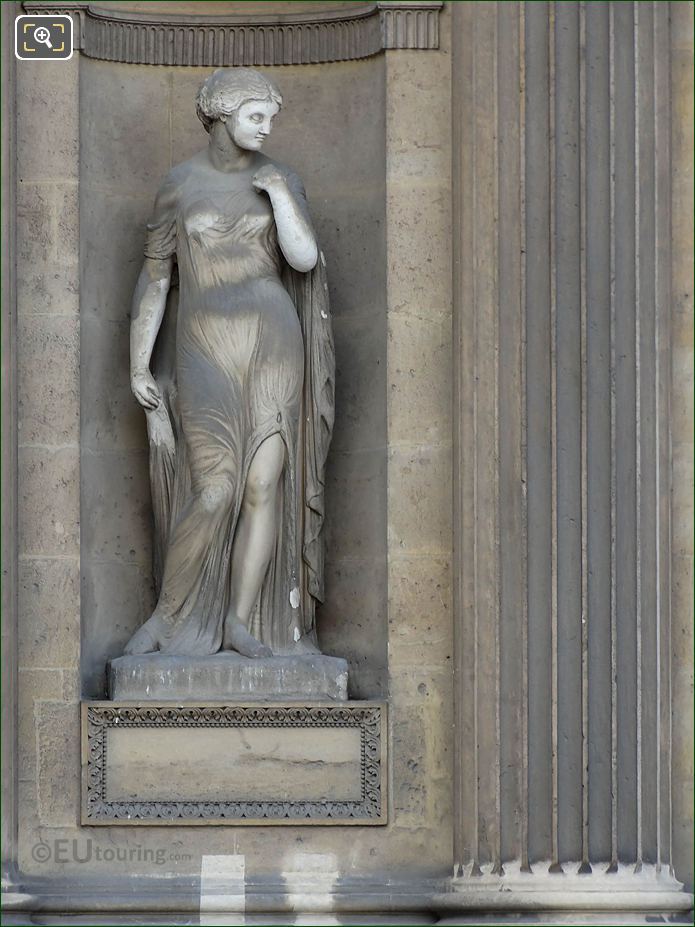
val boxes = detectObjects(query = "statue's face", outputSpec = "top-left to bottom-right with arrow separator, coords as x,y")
225,99 -> 280,151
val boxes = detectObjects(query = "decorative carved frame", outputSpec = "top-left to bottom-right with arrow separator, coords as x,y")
82,702 -> 387,825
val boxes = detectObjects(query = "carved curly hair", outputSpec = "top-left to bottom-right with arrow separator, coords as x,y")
195,68 -> 283,133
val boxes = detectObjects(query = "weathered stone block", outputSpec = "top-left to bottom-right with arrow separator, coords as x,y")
319,558 -> 388,698
17,59 -> 78,183
80,315 -> 146,453
79,449 -> 152,566
108,653 -> 349,702
387,310 -> 451,445
17,313 -> 79,446
81,560 -> 155,698
36,700 -> 80,827
387,443 -> 452,556
16,182 -> 78,268
386,180 -> 451,313
387,556 -> 452,669
80,190 -> 149,323
324,447 -> 387,562
389,670 -> 453,832
18,446 -> 80,556
80,62 -> 170,194
312,190 -> 387,322
18,669 -> 62,779
386,49 -> 451,182
18,556 -> 79,670
16,258 -> 79,316
108,726 -> 361,802
331,314 -> 387,454
16,182 -> 53,267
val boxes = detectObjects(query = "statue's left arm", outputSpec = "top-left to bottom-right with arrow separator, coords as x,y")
252,164 -> 318,273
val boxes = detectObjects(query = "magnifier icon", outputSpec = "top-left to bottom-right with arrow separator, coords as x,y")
34,25 -> 53,49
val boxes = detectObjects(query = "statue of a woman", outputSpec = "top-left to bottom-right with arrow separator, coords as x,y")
124,68 -> 334,659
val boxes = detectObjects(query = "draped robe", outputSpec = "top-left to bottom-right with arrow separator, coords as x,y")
141,151 -> 334,655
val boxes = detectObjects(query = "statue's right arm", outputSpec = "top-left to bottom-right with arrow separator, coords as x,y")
130,256 -> 174,411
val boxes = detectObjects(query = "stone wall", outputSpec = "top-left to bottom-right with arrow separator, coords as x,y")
8,0 -> 456,902
3,0 -> 692,920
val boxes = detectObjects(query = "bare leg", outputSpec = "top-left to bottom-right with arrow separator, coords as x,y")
223,433 -> 285,657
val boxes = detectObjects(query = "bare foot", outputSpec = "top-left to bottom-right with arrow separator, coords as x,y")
223,618 -> 273,658
124,615 -> 165,655
292,634 -> 320,655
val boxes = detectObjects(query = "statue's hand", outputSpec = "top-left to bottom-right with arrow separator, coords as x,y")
131,368 -> 161,411
252,165 -> 286,194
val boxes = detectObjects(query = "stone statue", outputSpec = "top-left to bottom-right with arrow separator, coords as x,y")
123,68 -> 335,660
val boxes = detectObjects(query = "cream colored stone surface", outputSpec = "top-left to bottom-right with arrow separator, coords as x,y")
387,557 -> 452,669
81,560 -> 156,695
61,6 -> 453,878
104,726 -> 363,803
18,447 -> 80,557
80,450 -> 153,566
387,311 -> 451,446
18,557 -> 80,669
387,444 -> 452,555
17,669 -> 63,779
323,448 -> 386,561
15,46 -> 82,856
11,0 -> 690,914
386,183 -> 452,315
36,701 -> 81,828
17,314 -> 79,446
389,668 -> 453,834
384,25 -> 453,869
16,60 -> 79,183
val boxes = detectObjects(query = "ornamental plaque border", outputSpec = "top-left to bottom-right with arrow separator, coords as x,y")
81,700 -> 387,825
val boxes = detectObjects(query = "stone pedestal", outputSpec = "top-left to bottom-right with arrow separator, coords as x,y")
108,653 -> 349,701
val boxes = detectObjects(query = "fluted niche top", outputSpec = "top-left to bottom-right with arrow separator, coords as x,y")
22,0 -> 442,63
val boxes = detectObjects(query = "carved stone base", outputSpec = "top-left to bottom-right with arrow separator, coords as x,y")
108,652 -> 349,701
81,701 -> 386,825
433,862 -> 691,916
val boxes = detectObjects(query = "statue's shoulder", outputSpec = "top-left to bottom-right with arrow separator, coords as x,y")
158,151 -> 207,195
256,154 -> 303,187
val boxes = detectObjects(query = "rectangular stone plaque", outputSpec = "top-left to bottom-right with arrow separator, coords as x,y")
81,701 -> 386,825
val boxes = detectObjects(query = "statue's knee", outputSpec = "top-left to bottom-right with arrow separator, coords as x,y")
244,472 -> 278,509
199,481 -> 234,515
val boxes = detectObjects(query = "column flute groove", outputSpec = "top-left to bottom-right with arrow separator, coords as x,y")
519,0 -> 530,875
470,1 -> 480,870
492,0 -> 502,875
653,0 -> 663,866
579,0 -> 591,873
634,0 -> 644,870
548,0 -> 560,872
608,0 -> 619,871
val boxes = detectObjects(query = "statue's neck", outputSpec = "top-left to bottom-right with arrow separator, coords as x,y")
208,123 -> 254,172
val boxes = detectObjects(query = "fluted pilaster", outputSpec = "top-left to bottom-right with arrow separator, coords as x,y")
444,1 -> 690,913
